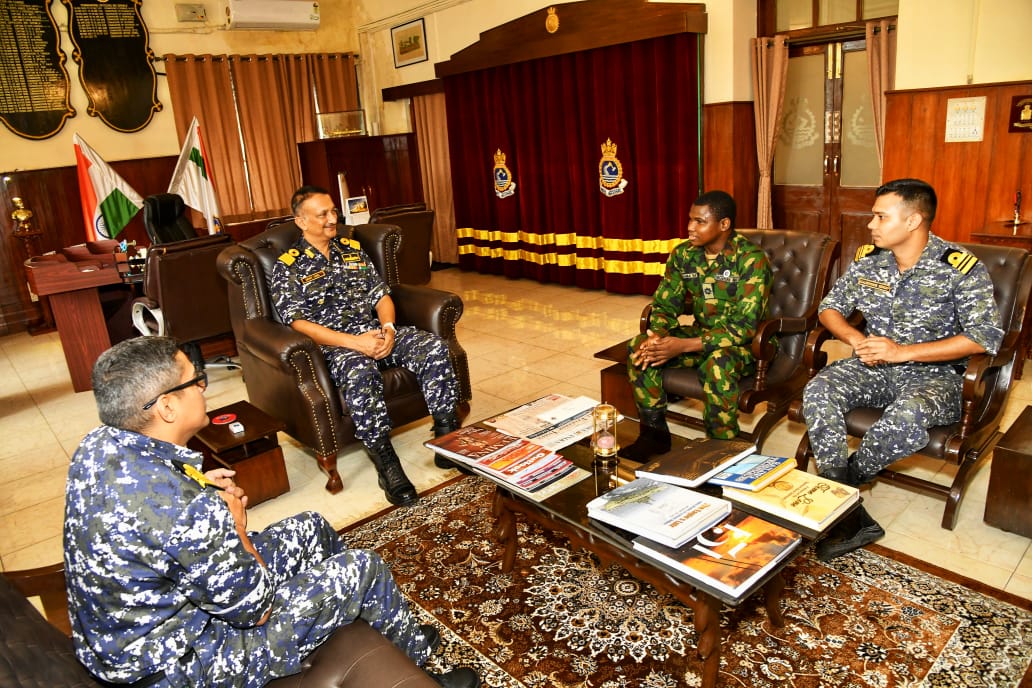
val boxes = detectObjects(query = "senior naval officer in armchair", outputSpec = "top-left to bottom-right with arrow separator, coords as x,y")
268,185 -> 462,507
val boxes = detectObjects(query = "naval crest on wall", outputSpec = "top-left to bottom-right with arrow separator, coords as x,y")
599,138 -> 628,197
493,149 -> 516,198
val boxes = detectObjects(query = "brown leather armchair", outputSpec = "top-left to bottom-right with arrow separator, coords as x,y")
1,564 -> 435,688
217,221 -> 471,493
623,229 -> 839,449
131,234 -> 238,371
788,242 -> 1032,530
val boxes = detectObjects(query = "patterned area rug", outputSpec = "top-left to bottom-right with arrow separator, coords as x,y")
341,476 -> 1032,687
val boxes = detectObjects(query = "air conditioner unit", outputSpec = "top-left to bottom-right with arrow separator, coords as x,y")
224,0 -> 320,31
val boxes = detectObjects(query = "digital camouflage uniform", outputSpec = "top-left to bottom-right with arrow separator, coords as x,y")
63,425 -> 433,687
268,234 -> 457,447
627,231 -> 772,439
801,233 -> 1004,478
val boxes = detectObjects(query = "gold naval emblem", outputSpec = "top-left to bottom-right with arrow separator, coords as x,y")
545,6 -> 559,33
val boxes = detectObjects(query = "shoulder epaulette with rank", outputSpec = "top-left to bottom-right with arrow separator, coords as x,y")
941,248 -> 979,274
854,244 -> 883,262
277,248 -> 301,265
336,236 -> 361,250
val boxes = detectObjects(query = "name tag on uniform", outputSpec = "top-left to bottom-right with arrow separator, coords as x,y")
300,269 -> 326,284
682,271 -> 698,279
702,283 -> 715,299
857,277 -> 891,291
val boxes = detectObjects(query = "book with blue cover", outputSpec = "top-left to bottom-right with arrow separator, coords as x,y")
707,454 -> 797,491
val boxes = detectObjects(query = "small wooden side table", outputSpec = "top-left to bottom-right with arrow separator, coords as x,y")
189,400 -> 290,508
984,405 -> 1032,537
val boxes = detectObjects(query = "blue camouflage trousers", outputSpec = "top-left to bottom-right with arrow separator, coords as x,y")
801,357 -> 963,478
627,327 -> 755,439
322,325 -> 458,447
162,511 -> 432,687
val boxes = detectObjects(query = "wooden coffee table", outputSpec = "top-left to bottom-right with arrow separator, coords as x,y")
484,420 -> 800,688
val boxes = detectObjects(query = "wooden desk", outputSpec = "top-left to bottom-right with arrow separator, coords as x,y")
24,260 -> 124,392
971,222 -> 1032,377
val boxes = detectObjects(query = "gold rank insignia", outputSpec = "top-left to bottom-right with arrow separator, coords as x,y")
941,249 -> 979,274
493,149 -> 516,199
854,244 -> 879,261
599,138 -> 628,197
278,248 -> 301,265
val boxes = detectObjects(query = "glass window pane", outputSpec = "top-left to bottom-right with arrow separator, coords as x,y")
775,54 -> 826,186
777,0 -> 813,32
840,49 -> 881,188
819,0 -> 857,25
862,0 -> 898,20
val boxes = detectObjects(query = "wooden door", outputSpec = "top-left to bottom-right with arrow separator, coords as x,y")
772,40 -> 881,274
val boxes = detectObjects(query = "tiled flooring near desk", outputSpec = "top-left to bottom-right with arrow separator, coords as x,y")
1,267 -> 1030,599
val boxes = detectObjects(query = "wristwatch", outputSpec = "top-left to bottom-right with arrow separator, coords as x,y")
382,322 -> 397,333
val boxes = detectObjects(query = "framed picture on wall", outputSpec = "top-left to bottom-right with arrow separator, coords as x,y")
391,18 -> 428,68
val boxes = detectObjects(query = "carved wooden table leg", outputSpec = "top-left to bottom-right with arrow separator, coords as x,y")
493,490 -> 518,572
694,592 -> 723,687
764,572 -> 787,627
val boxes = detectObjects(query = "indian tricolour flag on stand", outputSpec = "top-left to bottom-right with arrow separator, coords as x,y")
73,133 -> 144,241
168,117 -> 223,235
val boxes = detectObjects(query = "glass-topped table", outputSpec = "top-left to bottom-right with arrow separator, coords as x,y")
484,419 -> 803,688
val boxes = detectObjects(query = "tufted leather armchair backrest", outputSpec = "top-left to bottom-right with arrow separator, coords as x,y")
737,229 -> 839,363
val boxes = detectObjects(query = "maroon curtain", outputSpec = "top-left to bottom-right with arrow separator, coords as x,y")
444,32 -> 700,295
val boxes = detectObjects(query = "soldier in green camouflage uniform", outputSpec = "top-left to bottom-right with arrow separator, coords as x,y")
801,178 -> 1003,561
623,191 -> 772,461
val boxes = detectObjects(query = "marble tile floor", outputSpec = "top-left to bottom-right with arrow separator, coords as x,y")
1,267 -> 1030,600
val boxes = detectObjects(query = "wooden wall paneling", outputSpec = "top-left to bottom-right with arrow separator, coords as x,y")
702,102 -> 758,227
882,81 -> 1032,244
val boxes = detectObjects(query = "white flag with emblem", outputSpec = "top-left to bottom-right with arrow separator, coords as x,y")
168,117 -> 223,234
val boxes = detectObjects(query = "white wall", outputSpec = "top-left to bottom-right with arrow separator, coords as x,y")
896,0 -> 1032,89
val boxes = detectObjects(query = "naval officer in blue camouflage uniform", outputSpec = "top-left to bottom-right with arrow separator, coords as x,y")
63,336 -> 479,688
801,178 -> 1003,560
268,186 -> 461,507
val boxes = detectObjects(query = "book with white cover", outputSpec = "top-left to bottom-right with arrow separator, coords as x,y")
586,477 -> 732,548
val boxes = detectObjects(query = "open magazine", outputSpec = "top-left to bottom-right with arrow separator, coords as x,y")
483,393 -> 608,451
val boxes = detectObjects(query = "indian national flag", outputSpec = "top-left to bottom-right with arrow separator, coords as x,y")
168,117 -> 223,235
73,133 -> 143,240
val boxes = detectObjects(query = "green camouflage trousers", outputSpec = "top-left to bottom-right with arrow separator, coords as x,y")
627,328 -> 755,439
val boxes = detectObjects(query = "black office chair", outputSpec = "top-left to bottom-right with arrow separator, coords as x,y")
143,194 -> 197,244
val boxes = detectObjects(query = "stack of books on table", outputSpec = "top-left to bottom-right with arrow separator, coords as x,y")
634,437 -> 758,488
631,509 -> 802,599
721,468 -> 860,538
424,425 -> 589,501
706,453 -> 797,491
585,477 -> 732,548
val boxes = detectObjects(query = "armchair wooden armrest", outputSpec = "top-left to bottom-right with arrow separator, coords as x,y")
3,563 -> 70,636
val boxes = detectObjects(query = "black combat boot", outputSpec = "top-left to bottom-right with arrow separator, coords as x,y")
620,408 -> 672,463
815,504 -> 885,561
430,411 -> 470,470
366,441 -> 418,506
